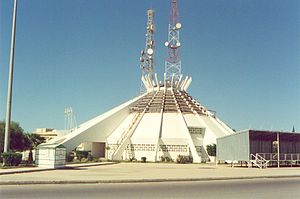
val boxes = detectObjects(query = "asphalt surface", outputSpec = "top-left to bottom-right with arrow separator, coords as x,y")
1,163 -> 300,185
1,178 -> 300,199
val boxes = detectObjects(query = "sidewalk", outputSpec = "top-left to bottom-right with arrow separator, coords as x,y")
0,162 -> 116,175
1,162 -> 300,185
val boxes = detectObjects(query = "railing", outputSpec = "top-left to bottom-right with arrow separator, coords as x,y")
111,111 -> 144,160
250,153 -> 269,169
116,113 -> 141,146
112,91 -> 159,160
256,153 -> 300,161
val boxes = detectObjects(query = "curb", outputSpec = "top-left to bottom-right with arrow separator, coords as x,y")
1,175 -> 300,185
0,162 -> 117,175
67,162 -> 117,168
0,168 -> 55,175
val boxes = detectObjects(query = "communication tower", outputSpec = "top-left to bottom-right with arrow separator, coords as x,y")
140,9 -> 155,93
164,0 -> 182,83
64,107 -> 77,130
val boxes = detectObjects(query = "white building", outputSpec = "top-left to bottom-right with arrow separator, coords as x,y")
36,1 -> 235,168
37,76 -> 234,168
34,128 -> 70,142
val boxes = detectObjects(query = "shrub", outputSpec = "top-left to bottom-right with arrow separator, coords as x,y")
160,156 -> 173,163
141,157 -> 147,163
165,156 -> 173,162
129,157 -> 137,162
206,144 -> 216,156
72,159 -> 81,164
2,152 -> 22,166
176,155 -> 193,164
66,153 -> 75,162
74,151 -> 89,160
20,159 -> 34,166
87,153 -> 93,161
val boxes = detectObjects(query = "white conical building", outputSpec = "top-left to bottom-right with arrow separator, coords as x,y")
37,1 -> 234,168
37,78 -> 233,167
105,75 -> 234,163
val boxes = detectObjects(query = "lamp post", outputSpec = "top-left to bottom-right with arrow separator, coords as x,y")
277,132 -> 280,168
3,0 -> 18,158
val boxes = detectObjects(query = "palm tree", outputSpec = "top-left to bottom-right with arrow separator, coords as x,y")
25,133 -> 45,162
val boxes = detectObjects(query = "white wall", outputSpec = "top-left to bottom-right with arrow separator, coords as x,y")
37,147 -> 66,168
184,114 -> 204,127
107,113 -> 136,144
44,95 -> 144,153
161,113 -> 187,139
131,113 -> 161,143
217,131 -> 250,161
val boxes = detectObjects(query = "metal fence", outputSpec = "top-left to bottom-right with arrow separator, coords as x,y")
255,153 -> 300,161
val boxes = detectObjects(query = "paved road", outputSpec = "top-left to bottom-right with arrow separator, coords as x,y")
2,163 -> 300,184
1,178 -> 299,199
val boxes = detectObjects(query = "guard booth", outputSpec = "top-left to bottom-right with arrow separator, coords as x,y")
217,130 -> 300,168
36,144 -> 66,168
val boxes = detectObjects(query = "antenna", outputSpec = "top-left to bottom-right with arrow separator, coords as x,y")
165,0 -> 182,83
140,9 -> 155,93
64,107 -> 77,131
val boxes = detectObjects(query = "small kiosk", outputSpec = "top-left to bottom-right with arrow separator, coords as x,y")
36,144 -> 66,168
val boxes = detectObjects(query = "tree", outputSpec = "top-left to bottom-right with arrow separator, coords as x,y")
25,133 -> 45,149
24,133 -> 45,162
206,144 -> 216,157
0,121 -> 28,153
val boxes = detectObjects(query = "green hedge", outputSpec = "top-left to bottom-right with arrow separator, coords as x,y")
176,155 -> 193,164
2,152 -> 22,166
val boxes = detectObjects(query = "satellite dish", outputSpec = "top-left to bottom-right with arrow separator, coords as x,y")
150,25 -> 154,31
164,42 -> 169,47
147,48 -> 153,55
176,42 -> 181,47
175,23 -> 182,29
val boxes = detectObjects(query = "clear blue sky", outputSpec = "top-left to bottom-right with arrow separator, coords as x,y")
0,0 -> 299,132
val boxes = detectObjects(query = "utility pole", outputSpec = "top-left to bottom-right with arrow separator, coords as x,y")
4,0 -> 18,155
277,132 -> 280,168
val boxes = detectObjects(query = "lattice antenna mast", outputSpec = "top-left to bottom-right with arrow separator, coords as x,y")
164,0 -> 182,82
64,107 -> 77,130
140,9 -> 155,93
